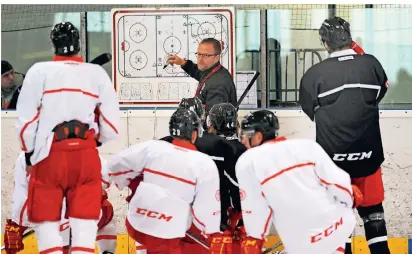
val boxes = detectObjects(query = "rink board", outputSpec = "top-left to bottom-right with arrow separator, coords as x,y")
1,234 -> 410,253
111,7 -> 236,106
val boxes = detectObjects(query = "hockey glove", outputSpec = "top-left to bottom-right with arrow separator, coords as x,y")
209,230 -> 233,254
4,219 -> 28,254
240,236 -> 264,254
125,174 -> 143,203
102,189 -> 109,202
232,226 -> 247,242
98,198 -> 114,230
226,207 -> 243,242
226,207 -> 242,232
351,184 -> 364,208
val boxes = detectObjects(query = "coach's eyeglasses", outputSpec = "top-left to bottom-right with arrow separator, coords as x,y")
195,52 -> 220,58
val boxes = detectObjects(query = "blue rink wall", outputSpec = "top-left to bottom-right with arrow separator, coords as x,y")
1,108 -> 411,252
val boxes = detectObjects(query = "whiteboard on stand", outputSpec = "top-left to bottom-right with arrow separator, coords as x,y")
111,7 -> 236,107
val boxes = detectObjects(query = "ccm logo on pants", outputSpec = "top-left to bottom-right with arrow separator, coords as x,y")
136,208 -> 173,222
311,217 -> 344,243
333,151 -> 372,161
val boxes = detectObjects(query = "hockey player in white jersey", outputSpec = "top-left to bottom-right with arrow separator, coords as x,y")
3,152 -> 118,254
235,110 -> 364,254
107,108 -> 231,254
15,22 -> 120,253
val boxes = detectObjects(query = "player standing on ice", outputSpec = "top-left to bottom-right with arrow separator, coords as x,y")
235,110 -> 363,254
108,108 -> 232,254
3,153 -> 118,254
15,21 -> 120,253
299,17 -> 391,254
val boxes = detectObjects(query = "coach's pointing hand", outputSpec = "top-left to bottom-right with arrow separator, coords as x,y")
167,55 -> 186,66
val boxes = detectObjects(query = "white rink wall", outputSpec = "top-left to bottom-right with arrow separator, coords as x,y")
1,109 -> 411,237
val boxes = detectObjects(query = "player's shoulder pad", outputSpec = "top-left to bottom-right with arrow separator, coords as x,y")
305,138 -> 326,152
26,61 -> 51,74
194,148 -> 217,165
302,58 -> 327,74
245,140 -> 283,157
144,139 -> 163,147
357,53 -> 384,66
235,147 -> 257,170
300,60 -> 327,85
128,139 -> 158,151
83,61 -> 109,73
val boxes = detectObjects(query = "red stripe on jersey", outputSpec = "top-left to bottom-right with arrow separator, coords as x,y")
261,162 -> 316,185
43,88 -> 98,98
318,178 -> 353,202
108,169 -> 134,177
19,108 -> 40,151
40,247 -> 63,254
95,107 -> 119,134
143,168 -> 196,186
70,247 -> 95,253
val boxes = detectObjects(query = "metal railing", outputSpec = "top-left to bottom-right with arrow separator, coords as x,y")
240,47 -> 327,106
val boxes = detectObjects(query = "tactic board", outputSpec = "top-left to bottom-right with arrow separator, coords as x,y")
112,8 -> 235,106
236,71 -> 258,108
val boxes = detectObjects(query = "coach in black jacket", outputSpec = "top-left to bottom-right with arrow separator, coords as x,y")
167,38 -> 237,113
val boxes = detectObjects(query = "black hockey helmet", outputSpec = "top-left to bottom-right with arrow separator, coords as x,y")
178,97 -> 205,122
207,103 -> 237,136
50,22 -> 80,56
241,110 -> 279,143
319,17 -> 352,51
169,108 -> 204,141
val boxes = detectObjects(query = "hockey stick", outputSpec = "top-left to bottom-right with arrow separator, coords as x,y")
261,240 -> 284,254
185,231 -> 210,250
236,71 -> 260,111
89,53 -> 112,66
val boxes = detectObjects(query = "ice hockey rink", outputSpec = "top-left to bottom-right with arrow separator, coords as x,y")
1,3 -> 412,254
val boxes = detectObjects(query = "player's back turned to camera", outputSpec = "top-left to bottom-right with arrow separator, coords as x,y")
15,21 -> 120,254
199,103 -> 246,228
235,110 -> 363,254
107,108 -> 226,253
299,17 -> 391,254
161,98 -> 246,229
299,17 -> 388,179
159,99 -> 247,253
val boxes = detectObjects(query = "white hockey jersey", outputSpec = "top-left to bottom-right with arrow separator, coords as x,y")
107,139 -> 221,239
235,137 -> 356,254
16,56 -> 120,165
